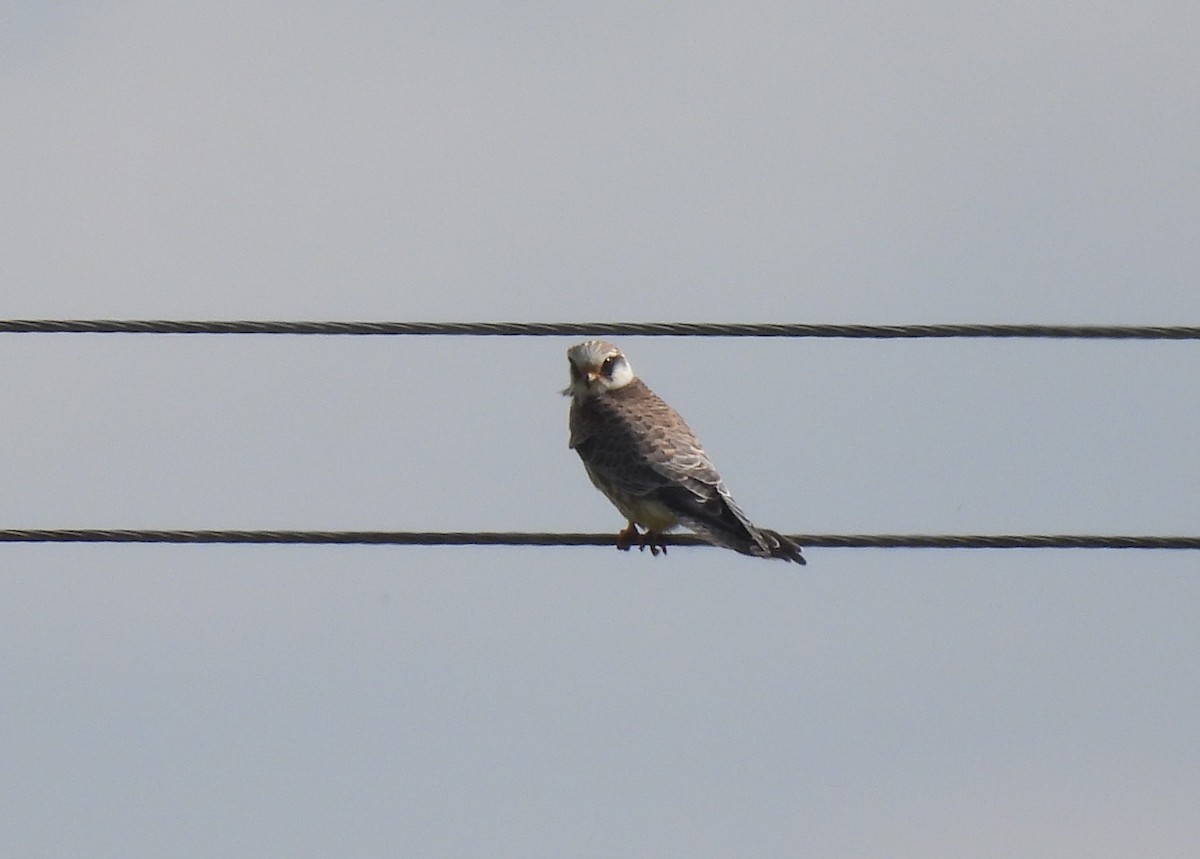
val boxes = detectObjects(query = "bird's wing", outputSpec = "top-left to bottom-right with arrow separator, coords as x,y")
570,382 -> 689,497
574,383 -> 771,546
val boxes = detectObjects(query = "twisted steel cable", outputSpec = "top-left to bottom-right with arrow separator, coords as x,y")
1,529 -> 1197,550
2,320 -> 1199,338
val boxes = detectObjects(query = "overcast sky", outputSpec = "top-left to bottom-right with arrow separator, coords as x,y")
2,3 -> 1199,856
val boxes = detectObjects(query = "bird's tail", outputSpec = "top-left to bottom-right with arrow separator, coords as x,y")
753,529 -> 807,565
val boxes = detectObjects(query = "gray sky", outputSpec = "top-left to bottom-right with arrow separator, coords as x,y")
3,3 -> 1199,856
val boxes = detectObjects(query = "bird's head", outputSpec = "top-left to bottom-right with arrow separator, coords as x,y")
563,340 -> 635,399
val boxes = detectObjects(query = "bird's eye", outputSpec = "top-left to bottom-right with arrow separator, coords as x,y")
569,362 -> 582,379
600,355 -> 618,376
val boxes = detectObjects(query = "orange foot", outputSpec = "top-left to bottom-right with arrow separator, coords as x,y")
615,522 -> 668,556
616,521 -> 639,552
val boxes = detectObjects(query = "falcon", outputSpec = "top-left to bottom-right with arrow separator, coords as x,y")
564,340 -> 805,564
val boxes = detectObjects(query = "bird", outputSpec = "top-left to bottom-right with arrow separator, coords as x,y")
563,339 -> 805,564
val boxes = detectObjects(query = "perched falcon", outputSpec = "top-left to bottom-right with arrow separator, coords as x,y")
564,340 -> 805,564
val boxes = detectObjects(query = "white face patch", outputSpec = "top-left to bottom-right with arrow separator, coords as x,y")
602,354 -> 635,390
565,341 -> 636,397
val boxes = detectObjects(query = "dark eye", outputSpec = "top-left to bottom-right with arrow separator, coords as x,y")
569,362 -> 582,379
600,355 -> 618,376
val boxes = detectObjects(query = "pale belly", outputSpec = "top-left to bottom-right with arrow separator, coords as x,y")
585,466 -> 679,532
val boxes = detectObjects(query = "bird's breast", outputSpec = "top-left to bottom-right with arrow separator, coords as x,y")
582,463 -> 679,532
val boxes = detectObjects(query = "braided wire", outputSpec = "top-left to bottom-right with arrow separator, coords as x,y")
2,320 -> 1199,339
1,529 -> 1197,550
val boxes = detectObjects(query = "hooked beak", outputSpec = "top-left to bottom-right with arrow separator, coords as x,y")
561,369 -> 601,396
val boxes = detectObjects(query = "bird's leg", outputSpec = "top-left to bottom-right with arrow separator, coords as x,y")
641,531 -> 668,557
616,521 -> 640,552
616,523 -> 668,556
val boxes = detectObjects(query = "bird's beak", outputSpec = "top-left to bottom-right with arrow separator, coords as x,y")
561,368 -> 601,396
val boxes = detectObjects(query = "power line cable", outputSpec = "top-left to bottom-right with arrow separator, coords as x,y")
1,529 -> 1197,550
2,320 -> 1199,339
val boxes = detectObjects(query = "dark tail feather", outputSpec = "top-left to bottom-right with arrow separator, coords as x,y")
757,529 -> 806,565
663,486 -> 806,564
